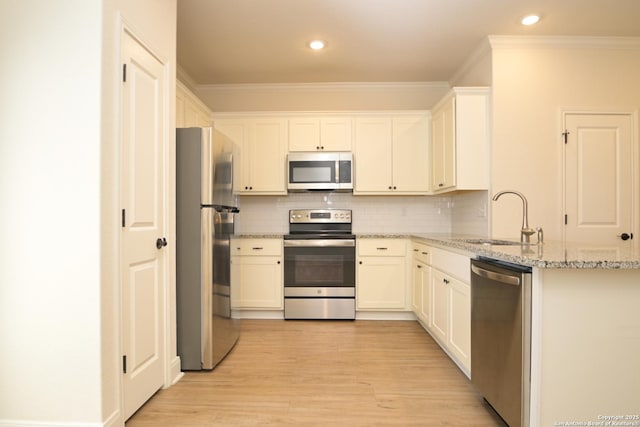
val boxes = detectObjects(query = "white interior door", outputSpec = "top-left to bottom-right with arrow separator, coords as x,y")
120,30 -> 166,420
564,113 -> 634,244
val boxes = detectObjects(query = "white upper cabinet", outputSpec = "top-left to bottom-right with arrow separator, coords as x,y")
354,114 -> 429,195
431,87 -> 489,193
214,117 -> 287,195
176,81 -> 212,128
288,116 -> 352,152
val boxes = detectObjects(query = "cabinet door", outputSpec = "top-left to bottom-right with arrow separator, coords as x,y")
357,256 -> 406,309
412,259 -> 423,316
432,96 -> 455,191
288,118 -> 320,151
321,117 -> 352,151
231,255 -> 283,309
412,260 -> 431,323
392,116 -> 429,193
430,269 -> 449,344
245,118 -> 287,194
448,276 -> 470,371
420,264 -> 431,325
354,117 -> 393,193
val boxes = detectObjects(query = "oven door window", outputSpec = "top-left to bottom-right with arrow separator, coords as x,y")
284,246 -> 355,287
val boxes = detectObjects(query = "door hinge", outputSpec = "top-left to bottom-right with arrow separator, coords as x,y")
122,355 -> 127,374
122,64 -> 127,82
122,209 -> 126,228
562,130 -> 570,144
565,214 -> 568,225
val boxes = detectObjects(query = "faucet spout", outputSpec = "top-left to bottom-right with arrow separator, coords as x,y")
492,190 -> 536,243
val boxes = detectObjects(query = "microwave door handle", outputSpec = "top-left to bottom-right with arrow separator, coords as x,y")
335,160 -> 339,183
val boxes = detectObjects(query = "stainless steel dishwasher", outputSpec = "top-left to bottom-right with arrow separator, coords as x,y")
470,258 -> 532,427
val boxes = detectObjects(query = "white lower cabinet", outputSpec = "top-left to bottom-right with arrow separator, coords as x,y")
412,242 -> 471,375
357,239 -> 409,310
230,238 -> 283,310
411,242 -> 431,324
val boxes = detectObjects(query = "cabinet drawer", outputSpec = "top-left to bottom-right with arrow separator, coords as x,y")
411,242 -> 432,264
358,239 -> 406,256
231,238 -> 282,256
430,247 -> 470,283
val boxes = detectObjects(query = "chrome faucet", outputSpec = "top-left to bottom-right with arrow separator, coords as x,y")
492,190 -> 536,243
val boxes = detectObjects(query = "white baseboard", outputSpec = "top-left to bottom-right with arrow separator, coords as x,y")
168,355 -> 184,386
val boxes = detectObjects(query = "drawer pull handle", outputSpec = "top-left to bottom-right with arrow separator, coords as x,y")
421,251 -> 429,255
376,247 -> 388,250
252,247 -> 264,250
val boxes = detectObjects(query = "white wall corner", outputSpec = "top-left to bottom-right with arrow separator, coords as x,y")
449,37 -> 492,86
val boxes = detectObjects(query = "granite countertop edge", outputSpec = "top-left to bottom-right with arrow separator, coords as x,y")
410,234 -> 640,270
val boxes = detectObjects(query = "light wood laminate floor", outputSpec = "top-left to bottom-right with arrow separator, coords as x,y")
127,320 -> 506,426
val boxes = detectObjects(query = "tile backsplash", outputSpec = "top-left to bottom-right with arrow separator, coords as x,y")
234,191 -> 488,235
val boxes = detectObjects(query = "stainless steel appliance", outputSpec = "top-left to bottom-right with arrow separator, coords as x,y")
287,152 -> 353,192
176,127 -> 240,370
470,258 -> 532,427
284,209 -> 356,319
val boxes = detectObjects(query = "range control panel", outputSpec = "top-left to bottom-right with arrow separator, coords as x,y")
289,209 -> 352,224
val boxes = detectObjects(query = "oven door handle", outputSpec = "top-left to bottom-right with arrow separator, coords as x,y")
284,239 -> 356,247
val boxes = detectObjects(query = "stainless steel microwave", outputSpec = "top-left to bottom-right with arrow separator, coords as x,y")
287,152 -> 353,192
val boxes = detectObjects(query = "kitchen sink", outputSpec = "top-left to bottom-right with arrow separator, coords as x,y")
459,238 -> 538,246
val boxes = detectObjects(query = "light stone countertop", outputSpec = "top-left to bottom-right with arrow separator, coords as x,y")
411,233 -> 640,269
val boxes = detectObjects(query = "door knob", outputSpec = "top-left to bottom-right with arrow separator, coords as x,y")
618,233 -> 633,241
156,237 -> 168,249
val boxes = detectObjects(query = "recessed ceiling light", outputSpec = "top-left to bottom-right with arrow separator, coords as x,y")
308,40 -> 326,50
521,14 -> 540,26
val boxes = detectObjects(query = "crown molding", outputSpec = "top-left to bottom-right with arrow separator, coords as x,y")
488,35 -> 640,50
197,81 -> 450,93
176,64 -> 198,91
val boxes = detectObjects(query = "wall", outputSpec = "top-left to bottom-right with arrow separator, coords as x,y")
196,82 -> 450,112
0,1 -> 177,426
0,1 -> 104,424
489,36 -> 640,241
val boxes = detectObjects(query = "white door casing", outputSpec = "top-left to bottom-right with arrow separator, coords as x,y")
120,29 -> 167,420
564,113 -> 635,244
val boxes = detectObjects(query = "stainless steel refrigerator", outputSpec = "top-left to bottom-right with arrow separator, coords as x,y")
176,127 -> 239,370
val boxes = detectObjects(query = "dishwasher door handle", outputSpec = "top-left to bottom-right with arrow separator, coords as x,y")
471,264 -> 521,286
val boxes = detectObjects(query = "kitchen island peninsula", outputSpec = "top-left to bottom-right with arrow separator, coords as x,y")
413,235 -> 640,427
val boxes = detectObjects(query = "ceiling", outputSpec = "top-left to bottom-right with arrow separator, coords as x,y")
177,0 -> 640,85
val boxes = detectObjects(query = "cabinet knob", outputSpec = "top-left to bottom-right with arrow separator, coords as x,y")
438,183 -> 444,187
359,261 -> 363,264
388,186 -> 393,190
393,186 -> 397,190
277,260 -> 281,264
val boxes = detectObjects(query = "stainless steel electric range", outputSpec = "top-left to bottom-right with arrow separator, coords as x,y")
283,209 -> 356,320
